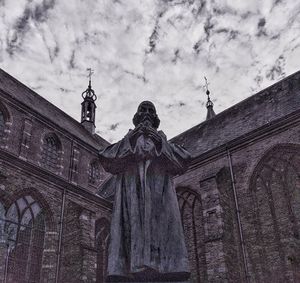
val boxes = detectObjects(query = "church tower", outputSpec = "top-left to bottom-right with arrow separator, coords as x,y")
81,69 -> 97,134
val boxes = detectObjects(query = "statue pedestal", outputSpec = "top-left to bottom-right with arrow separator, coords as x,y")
112,281 -> 190,283
106,271 -> 190,283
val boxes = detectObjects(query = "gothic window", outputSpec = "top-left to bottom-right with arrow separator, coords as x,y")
0,200 -> 5,241
3,195 -> 45,283
247,145 -> 300,282
41,134 -> 61,171
88,161 -> 102,185
95,218 -> 110,283
0,110 -> 5,137
177,188 -> 206,283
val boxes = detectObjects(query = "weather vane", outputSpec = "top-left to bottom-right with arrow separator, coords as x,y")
82,68 -> 97,101
204,76 -> 213,107
204,76 -> 210,96
87,68 -> 94,85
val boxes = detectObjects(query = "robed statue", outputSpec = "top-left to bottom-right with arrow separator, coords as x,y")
99,101 -> 191,282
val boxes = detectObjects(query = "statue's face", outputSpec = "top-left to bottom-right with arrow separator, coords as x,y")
137,102 -> 156,127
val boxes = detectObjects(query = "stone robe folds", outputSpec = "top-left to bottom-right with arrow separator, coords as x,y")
99,130 -> 190,279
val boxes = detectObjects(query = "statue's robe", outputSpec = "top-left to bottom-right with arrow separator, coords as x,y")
99,130 -> 190,280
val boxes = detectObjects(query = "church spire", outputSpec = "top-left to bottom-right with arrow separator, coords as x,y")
81,68 -> 97,134
204,76 -> 216,120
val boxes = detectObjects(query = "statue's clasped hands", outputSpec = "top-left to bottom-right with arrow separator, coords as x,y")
143,126 -> 162,146
129,124 -> 162,146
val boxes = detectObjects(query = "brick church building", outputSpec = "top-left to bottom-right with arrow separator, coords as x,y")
0,67 -> 299,283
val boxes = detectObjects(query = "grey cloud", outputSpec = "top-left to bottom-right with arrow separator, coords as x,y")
215,28 -> 239,40
191,0 -> 206,17
148,11 -> 166,54
59,88 -> 71,93
257,18 -> 267,37
149,26 -> 159,53
6,0 -> 56,56
33,0 -> 56,22
171,49 -> 180,63
6,8 -> 31,55
1,0 -> 299,142
124,70 -> 148,83
69,50 -> 76,69
266,55 -> 286,80
47,44 -> 59,62
203,15 -> 214,41
109,123 -> 120,131
167,101 -> 186,108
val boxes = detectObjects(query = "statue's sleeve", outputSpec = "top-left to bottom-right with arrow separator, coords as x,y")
98,132 -> 134,174
158,131 -> 191,175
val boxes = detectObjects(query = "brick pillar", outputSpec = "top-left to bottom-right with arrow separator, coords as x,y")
70,145 -> 80,185
19,119 -> 33,160
79,210 -> 97,283
0,243 -> 8,282
60,200 -> 82,283
199,175 -> 228,282
41,231 -> 58,283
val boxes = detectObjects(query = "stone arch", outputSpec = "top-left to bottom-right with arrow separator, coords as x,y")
2,187 -> 55,283
95,217 -> 110,283
247,143 -> 300,282
0,100 -> 12,123
7,187 -> 55,231
176,187 -> 206,283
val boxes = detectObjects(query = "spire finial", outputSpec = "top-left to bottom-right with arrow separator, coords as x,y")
204,76 -> 216,120
82,68 -> 97,101
87,68 -> 94,88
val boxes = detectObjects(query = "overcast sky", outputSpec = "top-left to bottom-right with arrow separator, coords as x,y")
0,0 -> 299,142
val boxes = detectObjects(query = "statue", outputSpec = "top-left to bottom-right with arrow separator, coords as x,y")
99,101 -> 191,282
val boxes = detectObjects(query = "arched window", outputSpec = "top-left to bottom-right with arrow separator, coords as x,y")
177,188 -> 206,283
0,110 -> 5,137
95,218 -> 110,283
88,161 -> 103,185
247,145 -> 300,282
4,195 -> 45,283
0,200 -> 5,242
41,134 -> 61,171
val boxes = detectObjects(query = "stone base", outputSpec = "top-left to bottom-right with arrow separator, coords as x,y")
110,281 -> 190,283
106,271 -> 190,282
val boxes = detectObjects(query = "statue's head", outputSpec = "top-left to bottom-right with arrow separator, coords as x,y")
133,101 -> 160,129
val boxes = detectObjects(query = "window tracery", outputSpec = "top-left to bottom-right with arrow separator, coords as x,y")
0,195 -> 45,283
41,134 -> 61,171
247,145 -> 300,282
88,161 -> 102,185
95,218 -> 110,283
0,110 -> 5,137
177,188 -> 206,283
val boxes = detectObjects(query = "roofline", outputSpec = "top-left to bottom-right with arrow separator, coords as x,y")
0,68 -> 110,147
170,70 -> 300,142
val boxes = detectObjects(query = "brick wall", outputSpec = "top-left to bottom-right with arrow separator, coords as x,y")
175,113 -> 300,282
0,85 -> 113,282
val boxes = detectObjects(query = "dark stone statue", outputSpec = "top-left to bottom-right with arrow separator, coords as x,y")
99,101 -> 191,282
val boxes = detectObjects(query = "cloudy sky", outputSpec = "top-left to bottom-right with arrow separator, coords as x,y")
0,0 -> 299,142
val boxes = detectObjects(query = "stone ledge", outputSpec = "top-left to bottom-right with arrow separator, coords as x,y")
109,282 -> 190,283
